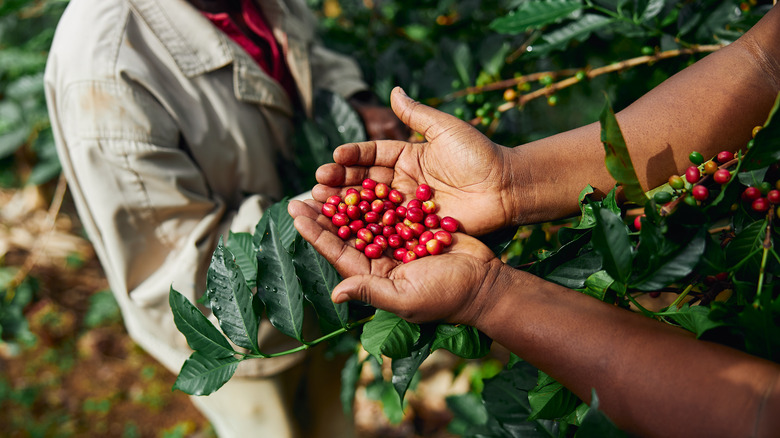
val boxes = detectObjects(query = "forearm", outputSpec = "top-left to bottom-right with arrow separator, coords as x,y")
475,267 -> 780,437
507,5 -> 780,224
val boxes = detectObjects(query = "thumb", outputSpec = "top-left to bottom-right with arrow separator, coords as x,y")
332,275 -> 402,312
390,86 -> 467,142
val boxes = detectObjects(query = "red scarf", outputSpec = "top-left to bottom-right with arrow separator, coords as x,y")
202,0 -> 297,101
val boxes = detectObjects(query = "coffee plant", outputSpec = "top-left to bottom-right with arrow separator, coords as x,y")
166,0 -> 779,436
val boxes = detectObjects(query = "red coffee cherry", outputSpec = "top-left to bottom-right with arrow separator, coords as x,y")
348,220 -> 364,234
717,151 -> 734,163
691,185 -> 709,201
743,186 -> 761,201
371,199 -> 385,213
422,200 -> 437,214
360,189 -> 376,202
406,207 -> 425,223
685,166 -> 701,184
425,239 -> 443,255
405,239 -> 418,251
367,223 -> 383,236
332,213 -> 349,227
364,243 -> 383,259
388,190 -> 404,205
402,251 -> 417,264
337,226 -> 351,240
424,214 -> 440,229
364,211 -> 379,223
374,235 -> 389,251
407,199 -> 422,210
346,188 -> 360,196
434,230 -> 453,246
441,216 -> 459,232
344,192 -> 360,206
358,200 -> 371,214
382,225 -> 395,237
321,203 -> 337,218
409,222 -> 425,237
356,228 -> 373,243
355,238 -> 368,251
752,197 -> 770,212
346,205 -> 361,220
419,230 -> 435,245
713,169 -> 731,185
326,195 -> 341,205
703,161 -> 718,175
362,178 -> 377,190
337,202 -> 348,214
633,215 -> 644,230
388,234 -> 403,248
416,184 -> 433,201
393,248 -> 407,261
395,205 -> 407,217
399,225 -> 414,241
768,190 -> 780,204
413,244 -> 429,258
375,183 -> 389,199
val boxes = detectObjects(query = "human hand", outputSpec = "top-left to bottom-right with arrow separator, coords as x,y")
318,87 -> 524,236
288,199 -> 508,326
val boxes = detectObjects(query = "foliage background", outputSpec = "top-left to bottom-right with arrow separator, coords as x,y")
0,0 -> 773,436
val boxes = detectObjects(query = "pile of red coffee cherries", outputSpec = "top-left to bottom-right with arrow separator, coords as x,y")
320,179 -> 459,262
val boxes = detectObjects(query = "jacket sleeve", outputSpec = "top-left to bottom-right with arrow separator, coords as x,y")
45,77 -> 305,377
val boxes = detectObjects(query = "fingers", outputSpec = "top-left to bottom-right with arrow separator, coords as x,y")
390,86 -> 469,142
332,140 -> 410,169
289,200 -> 375,278
332,275 -> 403,314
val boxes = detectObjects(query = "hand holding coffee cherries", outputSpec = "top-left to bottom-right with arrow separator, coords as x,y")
313,86 -> 525,237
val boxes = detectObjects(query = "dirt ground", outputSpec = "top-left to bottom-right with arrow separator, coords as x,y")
0,183 -> 469,438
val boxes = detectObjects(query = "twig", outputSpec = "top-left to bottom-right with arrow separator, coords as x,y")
6,173 -> 68,301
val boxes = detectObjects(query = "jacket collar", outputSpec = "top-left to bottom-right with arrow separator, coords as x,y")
127,0 -> 308,115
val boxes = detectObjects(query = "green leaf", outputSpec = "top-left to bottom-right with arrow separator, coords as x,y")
172,352 -> 239,396
631,229 -> 707,291
659,304 -> 724,338
640,0 -> 665,22
169,288 -> 236,359
430,324 -> 491,359
292,234 -> 348,329
361,310 -> 421,362
478,35 -> 511,76
481,361 -> 558,437
490,0 -> 584,34
205,243 -> 259,353
451,42 -> 473,87
584,270 -> 614,302
545,250 -> 603,289
574,389 -> 627,437
391,332 -> 434,401
725,220 -> 766,280
226,232 -> 258,289
532,14 -> 614,55
591,204 -> 634,284
600,97 -> 647,206
445,392 -> 489,435
256,216 -> 305,342
528,371 -> 580,421
742,93 -> 780,171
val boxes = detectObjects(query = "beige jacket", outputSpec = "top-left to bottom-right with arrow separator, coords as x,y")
45,0 -> 366,376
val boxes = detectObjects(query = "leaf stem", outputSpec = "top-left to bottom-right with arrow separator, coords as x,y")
754,212 -> 774,307
668,283 -> 695,310
243,314 -> 376,359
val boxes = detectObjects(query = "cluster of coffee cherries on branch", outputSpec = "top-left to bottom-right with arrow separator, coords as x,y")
320,179 -> 459,263
635,149 -> 737,230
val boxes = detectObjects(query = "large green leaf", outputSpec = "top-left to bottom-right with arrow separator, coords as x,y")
169,287 -> 236,359
391,332 -> 434,402
600,98 -> 648,206
226,232 -> 258,289
583,270 -> 614,302
545,250 -> 603,289
480,361 -> 558,437
172,352 -> 239,396
206,242 -> 260,353
532,14 -> 614,56
742,93 -> 780,171
528,371 -> 580,421
631,229 -> 707,291
361,310 -> 421,362
256,216 -> 305,341
490,0 -> 584,34
591,204 -> 634,284
658,304 -> 724,338
725,220 -> 766,280
430,324 -> 492,359
292,234 -> 348,329
445,392 -> 490,436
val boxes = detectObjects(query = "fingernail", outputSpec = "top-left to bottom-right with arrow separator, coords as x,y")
396,86 -> 408,98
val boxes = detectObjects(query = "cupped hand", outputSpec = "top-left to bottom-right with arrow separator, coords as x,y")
288,199 -> 507,326
315,87 -> 525,236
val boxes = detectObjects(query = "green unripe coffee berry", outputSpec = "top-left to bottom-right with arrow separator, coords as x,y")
668,175 -> 685,190
684,195 -> 698,206
759,181 -> 772,194
688,151 -> 704,165
653,191 -> 673,204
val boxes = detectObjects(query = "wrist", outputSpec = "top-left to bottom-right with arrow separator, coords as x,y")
463,259 -> 528,332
